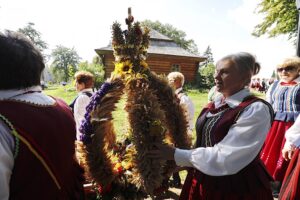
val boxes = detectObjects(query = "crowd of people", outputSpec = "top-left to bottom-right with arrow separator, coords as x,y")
261,57 -> 300,199
1,30 -> 300,200
249,77 -> 274,93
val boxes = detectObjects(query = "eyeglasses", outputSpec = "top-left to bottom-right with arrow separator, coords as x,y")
277,66 -> 297,73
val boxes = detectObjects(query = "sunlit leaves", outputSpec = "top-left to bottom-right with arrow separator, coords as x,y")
253,0 -> 298,40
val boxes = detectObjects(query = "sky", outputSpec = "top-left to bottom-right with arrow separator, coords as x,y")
0,0 -> 297,78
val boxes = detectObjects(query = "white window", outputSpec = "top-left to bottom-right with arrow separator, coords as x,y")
171,64 -> 181,72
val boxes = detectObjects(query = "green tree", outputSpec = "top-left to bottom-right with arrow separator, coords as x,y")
77,56 -> 105,88
253,0 -> 298,39
18,22 -> 48,53
51,45 -> 80,82
271,70 -> 276,78
199,63 -> 216,89
68,65 -> 76,80
50,67 -> 65,83
201,46 -> 214,67
141,20 -> 199,54
194,46 -> 215,89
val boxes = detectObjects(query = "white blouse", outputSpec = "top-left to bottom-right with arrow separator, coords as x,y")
174,89 -> 271,176
284,116 -> 300,150
175,87 -> 195,131
73,88 -> 93,140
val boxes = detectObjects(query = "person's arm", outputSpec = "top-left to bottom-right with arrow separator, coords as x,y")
285,115 -> 300,147
180,95 -> 195,130
265,82 -> 275,103
282,115 -> 300,160
174,101 -> 271,176
0,119 -> 15,200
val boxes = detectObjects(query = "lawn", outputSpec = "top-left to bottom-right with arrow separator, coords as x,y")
44,84 -> 264,139
44,84 -> 77,103
44,84 -> 209,140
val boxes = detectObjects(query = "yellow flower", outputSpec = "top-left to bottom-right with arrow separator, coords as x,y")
113,162 -> 124,174
121,161 -> 133,170
114,162 -> 122,169
113,60 -> 133,75
140,60 -> 148,68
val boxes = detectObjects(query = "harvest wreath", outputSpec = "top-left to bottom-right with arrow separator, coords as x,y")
78,8 -> 191,199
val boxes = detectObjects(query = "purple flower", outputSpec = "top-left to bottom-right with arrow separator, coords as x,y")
79,82 -> 113,144
80,134 -> 93,144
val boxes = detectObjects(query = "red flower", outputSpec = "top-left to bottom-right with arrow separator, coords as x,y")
98,183 -> 112,194
135,27 -> 142,36
117,166 -> 123,174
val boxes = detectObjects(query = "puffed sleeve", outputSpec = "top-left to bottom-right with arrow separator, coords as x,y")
0,119 -> 14,200
285,116 -> 300,149
265,82 -> 275,103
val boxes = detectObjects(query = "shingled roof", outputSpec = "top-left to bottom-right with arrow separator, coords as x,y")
95,29 -> 205,61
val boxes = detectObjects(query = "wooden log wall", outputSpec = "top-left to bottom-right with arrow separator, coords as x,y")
103,53 -> 199,83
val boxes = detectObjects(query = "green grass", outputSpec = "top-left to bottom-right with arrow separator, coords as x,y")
44,84 -> 77,104
44,84 -> 265,139
44,84 -> 208,139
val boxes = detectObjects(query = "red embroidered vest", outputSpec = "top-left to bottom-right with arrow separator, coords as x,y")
0,99 -> 84,200
195,96 -> 271,147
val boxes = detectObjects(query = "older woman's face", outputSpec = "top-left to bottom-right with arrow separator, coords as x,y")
277,65 -> 300,83
168,78 -> 182,89
214,60 -> 247,98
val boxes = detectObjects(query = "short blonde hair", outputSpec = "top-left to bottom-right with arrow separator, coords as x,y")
277,57 -> 300,69
167,72 -> 185,87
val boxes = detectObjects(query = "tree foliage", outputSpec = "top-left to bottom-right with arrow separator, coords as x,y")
253,0 -> 298,39
68,65 -> 77,80
199,63 -> 216,89
77,56 -> 105,89
194,46 -> 215,89
201,46 -> 214,67
141,20 -> 199,54
17,22 -> 48,53
51,45 -> 80,82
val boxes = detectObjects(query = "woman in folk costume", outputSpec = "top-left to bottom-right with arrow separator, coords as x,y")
279,115 -> 300,199
148,52 -> 274,200
0,31 -> 84,199
69,71 -> 94,141
260,57 -> 300,196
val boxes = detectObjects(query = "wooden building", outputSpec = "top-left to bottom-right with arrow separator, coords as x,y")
95,29 -> 206,83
